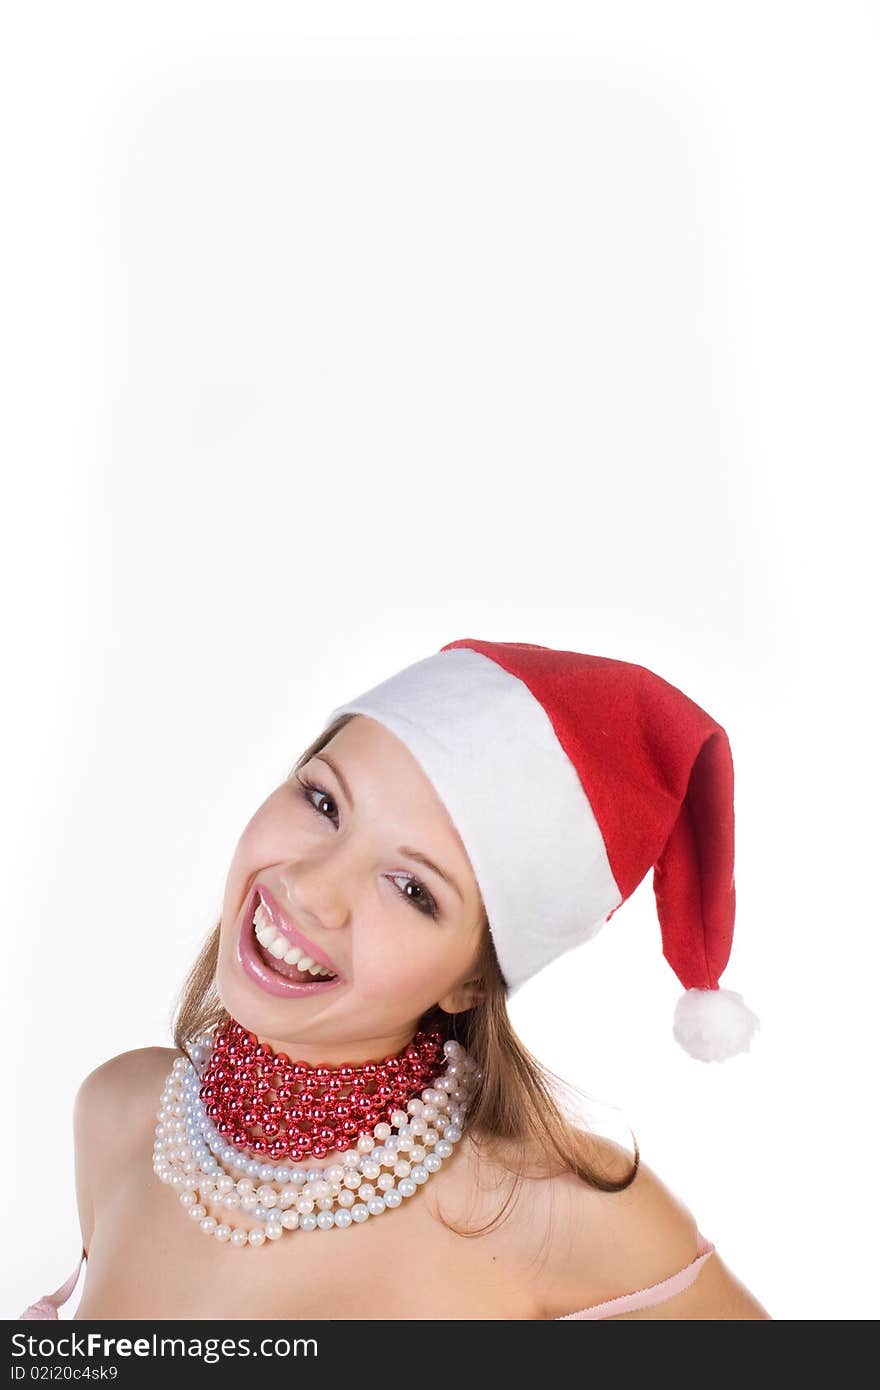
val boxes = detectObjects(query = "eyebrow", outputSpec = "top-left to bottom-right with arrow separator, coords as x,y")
309,753 -> 464,903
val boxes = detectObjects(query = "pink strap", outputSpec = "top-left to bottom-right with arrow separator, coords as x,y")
557,1232 -> 716,1320
19,1250 -> 87,1320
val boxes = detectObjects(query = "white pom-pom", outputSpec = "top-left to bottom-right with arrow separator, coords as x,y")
673,987 -> 760,1062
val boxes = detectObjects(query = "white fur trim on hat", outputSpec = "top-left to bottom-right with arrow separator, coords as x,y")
323,646 -> 621,990
672,987 -> 761,1062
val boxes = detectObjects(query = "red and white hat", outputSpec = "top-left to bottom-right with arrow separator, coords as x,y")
322,637 -> 760,1063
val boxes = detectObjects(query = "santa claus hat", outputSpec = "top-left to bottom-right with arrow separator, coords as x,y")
321,637 -> 760,1063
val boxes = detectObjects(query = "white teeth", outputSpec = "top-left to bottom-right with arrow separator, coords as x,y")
252,900 -> 337,978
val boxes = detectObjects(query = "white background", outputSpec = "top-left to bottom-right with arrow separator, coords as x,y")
2,0 -> 878,1321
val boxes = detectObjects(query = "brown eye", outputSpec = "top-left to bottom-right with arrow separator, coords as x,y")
388,875 -> 440,919
296,777 -> 338,822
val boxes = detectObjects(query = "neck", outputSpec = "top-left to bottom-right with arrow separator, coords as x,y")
250,1026 -> 423,1070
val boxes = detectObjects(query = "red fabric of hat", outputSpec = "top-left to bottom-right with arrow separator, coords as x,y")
324,637 -> 761,1062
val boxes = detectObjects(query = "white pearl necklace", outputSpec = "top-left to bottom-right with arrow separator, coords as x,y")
153,1024 -> 481,1249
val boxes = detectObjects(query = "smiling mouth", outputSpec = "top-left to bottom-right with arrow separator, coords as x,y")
250,895 -> 339,984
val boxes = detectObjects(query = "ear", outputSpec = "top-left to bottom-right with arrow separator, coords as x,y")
437,978 -> 484,1014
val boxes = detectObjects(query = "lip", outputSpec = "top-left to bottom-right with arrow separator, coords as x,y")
236,885 -> 346,1000
253,883 -> 342,975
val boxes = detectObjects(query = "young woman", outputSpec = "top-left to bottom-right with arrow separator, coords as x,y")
21,638 -> 770,1320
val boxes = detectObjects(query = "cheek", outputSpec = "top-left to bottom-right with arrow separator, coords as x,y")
222,799 -> 300,913
237,796 -> 297,859
355,930 -> 461,1000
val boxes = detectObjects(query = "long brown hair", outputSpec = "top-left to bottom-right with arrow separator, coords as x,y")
169,715 -> 639,1239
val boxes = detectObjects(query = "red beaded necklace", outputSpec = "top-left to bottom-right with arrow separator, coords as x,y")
199,1017 -> 447,1162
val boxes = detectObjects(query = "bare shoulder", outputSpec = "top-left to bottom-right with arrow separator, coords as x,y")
73,1046 -> 179,1254
506,1129 -> 771,1320
75,1046 -> 178,1132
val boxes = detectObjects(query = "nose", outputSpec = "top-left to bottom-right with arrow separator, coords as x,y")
277,857 -> 351,933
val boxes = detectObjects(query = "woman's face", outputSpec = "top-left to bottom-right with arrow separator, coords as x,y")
216,714 -> 486,1065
